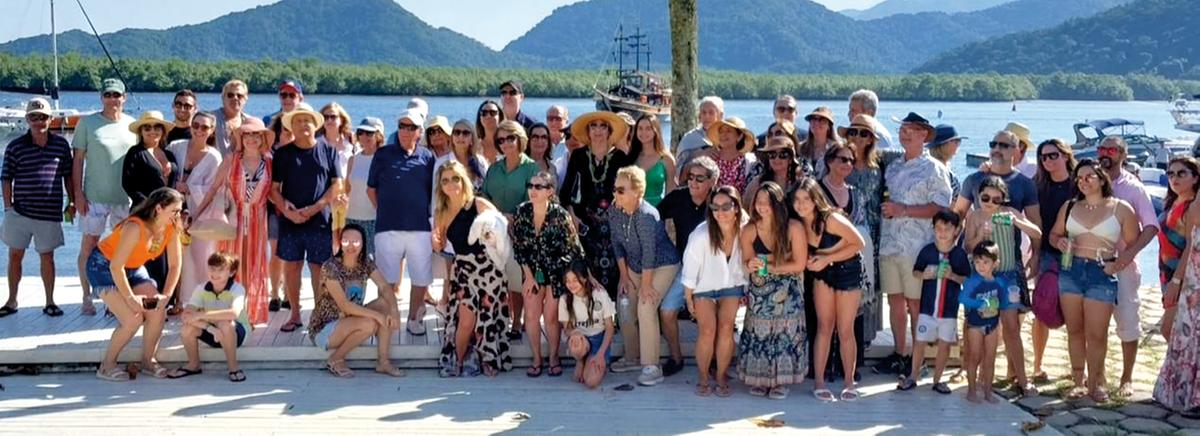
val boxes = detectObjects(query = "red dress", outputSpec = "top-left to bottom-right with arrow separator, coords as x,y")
227,154 -> 272,325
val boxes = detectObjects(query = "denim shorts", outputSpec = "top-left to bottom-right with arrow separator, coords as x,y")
199,322 -> 247,348
312,320 -> 338,350
996,269 -> 1031,312
694,285 -> 745,301
660,272 -> 685,311
277,225 -> 333,264
1058,257 -> 1118,304
586,331 -> 612,364
85,248 -> 156,297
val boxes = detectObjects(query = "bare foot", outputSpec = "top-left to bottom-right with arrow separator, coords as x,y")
984,393 -> 999,403
966,390 -> 981,404
1116,382 -> 1134,398
82,301 -> 97,316
574,364 -> 585,382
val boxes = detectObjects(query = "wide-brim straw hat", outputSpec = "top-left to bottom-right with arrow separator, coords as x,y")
707,117 -> 757,152
426,115 -> 452,137
281,102 -> 325,133
1004,122 -> 1033,151
803,106 -> 836,126
128,110 -> 173,134
837,114 -> 885,141
234,117 -> 275,152
571,111 -> 629,147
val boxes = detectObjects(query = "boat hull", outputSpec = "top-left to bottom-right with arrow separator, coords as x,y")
593,89 -> 671,119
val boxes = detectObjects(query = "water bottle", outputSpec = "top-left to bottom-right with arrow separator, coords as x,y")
1007,284 -> 1021,305
618,294 -> 632,324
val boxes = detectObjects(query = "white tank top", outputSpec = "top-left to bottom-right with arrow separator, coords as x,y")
346,153 -> 376,221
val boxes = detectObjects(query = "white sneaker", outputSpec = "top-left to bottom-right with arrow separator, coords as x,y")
609,357 -> 640,373
407,319 -> 426,336
638,365 -> 664,386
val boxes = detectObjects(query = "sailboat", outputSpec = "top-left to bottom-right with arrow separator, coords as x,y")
0,0 -> 86,144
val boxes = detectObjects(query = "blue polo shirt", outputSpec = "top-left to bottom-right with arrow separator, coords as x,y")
368,144 -> 435,232
2,131 -> 73,222
272,140 -> 342,231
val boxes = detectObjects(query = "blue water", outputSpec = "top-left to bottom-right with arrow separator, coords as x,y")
2,91 -> 1189,284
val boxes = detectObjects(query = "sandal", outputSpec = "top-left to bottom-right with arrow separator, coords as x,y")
228,370 -> 246,383
526,365 -> 543,378
695,382 -> 712,397
1116,382 -> 1134,398
376,366 -> 406,378
932,382 -> 952,395
896,378 -> 917,391
813,388 -> 835,402
96,366 -> 129,382
1091,388 -> 1109,403
483,365 -> 499,378
1067,386 -> 1089,400
547,364 -> 563,377
1019,383 -> 1040,397
768,386 -> 790,400
715,383 -> 733,398
0,306 -> 17,318
840,388 -> 860,402
141,363 -> 169,379
326,360 -> 354,378
167,367 -> 203,379
280,321 -> 303,333
82,303 -> 97,316
749,386 -> 769,397
42,305 -> 64,317
1031,371 -> 1049,384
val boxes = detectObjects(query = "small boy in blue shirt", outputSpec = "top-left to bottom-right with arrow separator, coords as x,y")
898,211 -> 970,394
960,241 -> 1011,403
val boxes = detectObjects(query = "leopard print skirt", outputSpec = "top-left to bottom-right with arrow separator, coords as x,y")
439,252 -> 513,373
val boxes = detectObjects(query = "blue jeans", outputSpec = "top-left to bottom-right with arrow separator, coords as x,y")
85,248 -> 156,297
586,332 -> 612,364
1058,257 -> 1118,304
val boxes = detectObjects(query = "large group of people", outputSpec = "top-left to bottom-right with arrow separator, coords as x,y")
0,78 -> 1196,415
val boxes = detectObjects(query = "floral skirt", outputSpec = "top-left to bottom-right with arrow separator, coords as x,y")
581,218 -> 619,300
738,273 -> 807,388
1153,284 -> 1200,412
439,252 -> 512,373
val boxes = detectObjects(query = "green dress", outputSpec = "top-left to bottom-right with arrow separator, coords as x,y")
643,160 -> 667,206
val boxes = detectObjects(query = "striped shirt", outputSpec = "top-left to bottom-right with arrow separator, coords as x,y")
1,131 -> 72,222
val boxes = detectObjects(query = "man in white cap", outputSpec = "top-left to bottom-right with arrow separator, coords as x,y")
270,103 -> 344,332
72,78 -> 137,315
674,96 -> 724,179
1,98 -> 76,318
1004,122 -> 1038,178
369,109 -> 437,336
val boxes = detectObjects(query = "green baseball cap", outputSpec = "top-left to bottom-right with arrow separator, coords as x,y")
101,78 -> 126,95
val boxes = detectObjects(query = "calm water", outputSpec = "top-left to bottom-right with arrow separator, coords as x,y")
2,91 -> 1193,283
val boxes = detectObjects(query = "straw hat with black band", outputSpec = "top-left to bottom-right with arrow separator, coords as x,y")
570,111 -> 628,147
837,114 -> 885,141
128,110 -> 173,134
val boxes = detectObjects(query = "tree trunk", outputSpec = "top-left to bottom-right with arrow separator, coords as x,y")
668,0 -> 698,153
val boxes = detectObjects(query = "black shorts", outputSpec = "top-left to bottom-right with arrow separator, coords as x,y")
815,256 -> 864,291
199,323 -> 247,348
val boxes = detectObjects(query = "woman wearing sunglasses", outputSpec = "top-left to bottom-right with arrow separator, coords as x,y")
480,120 -> 540,340
475,100 -> 506,164
437,120 -> 489,193
744,137 -> 800,203
511,171 -> 586,377
1029,138 -> 1076,382
167,112 -> 221,307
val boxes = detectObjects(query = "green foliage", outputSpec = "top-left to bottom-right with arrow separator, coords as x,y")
3,53 -> 1194,101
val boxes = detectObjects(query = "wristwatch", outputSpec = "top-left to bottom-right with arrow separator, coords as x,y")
1170,277 -> 1183,286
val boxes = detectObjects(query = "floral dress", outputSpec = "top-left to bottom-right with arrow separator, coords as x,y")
716,154 -> 751,193
228,154 -> 271,325
738,232 -> 807,388
511,202 -> 585,298
1153,226 -> 1200,412
560,148 -> 628,296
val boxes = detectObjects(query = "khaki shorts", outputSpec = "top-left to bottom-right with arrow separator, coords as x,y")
880,255 -> 922,300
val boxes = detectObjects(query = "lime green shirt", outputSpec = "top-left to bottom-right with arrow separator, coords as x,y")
482,154 -> 539,214
187,282 -> 252,332
72,112 -> 137,206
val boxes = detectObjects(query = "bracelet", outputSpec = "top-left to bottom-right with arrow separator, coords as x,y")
1171,277 -> 1182,286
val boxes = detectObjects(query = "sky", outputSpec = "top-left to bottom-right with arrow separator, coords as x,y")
0,0 -> 884,50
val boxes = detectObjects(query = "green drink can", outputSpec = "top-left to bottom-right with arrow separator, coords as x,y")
758,254 -> 769,277
1060,239 -> 1073,271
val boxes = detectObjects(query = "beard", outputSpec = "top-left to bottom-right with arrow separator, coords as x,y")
1099,157 -> 1115,169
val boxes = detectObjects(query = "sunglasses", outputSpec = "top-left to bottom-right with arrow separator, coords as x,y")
546,115 -> 564,122
769,130 -> 788,138
764,151 -> 794,160
614,186 -> 629,195
775,106 -> 796,113
588,121 -> 609,129
398,124 -> 420,131
686,174 -> 710,183
102,92 -> 122,99
355,130 -> 375,136
500,89 -> 521,96
452,129 -> 473,136
141,125 -> 165,131
1040,152 -> 1062,162
26,114 -> 50,122
497,135 -> 519,144
479,109 -> 499,117
173,101 -> 195,109
988,141 -> 1015,150
339,239 -> 363,247
978,194 -> 1004,205
526,182 -> 553,191
224,92 -> 247,100
709,202 -> 736,212
323,113 -> 339,121
190,123 -> 213,131
1097,146 -> 1120,157
278,92 -> 298,99
426,127 -> 445,136
440,176 -> 462,186
844,127 -> 872,138
830,155 -> 855,165
1167,169 -> 1194,179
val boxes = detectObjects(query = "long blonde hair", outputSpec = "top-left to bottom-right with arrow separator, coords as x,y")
318,102 -> 354,143
434,160 -> 476,226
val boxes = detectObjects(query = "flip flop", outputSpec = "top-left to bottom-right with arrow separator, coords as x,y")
840,388 -> 860,402
547,364 -> 563,377
813,388 -> 835,402
0,306 -> 17,318
1067,386 -> 1089,400
95,367 -> 130,382
768,386 -> 790,400
376,366 -> 406,378
896,378 -> 917,391
932,382 -> 952,395
715,383 -> 734,398
749,386 -> 769,397
42,305 -> 64,317
228,370 -> 246,383
526,365 -> 543,378
81,303 -> 97,316
141,363 -> 169,379
167,367 -> 203,379
280,321 -> 303,333
695,382 -> 712,397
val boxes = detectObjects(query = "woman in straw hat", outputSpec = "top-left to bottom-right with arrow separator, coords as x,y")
705,117 -> 759,193
166,111 -> 222,306
122,110 -> 179,307
798,107 -> 842,180
560,111 -> 631,297
744,136 -> 800,202
194,117 -> 275,325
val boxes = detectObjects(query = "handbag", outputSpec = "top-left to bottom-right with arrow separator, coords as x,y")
1032,259 -> 1065,329
189,186 -> 236,241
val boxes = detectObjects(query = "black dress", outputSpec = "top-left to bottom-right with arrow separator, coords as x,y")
558,147 -> 629,298
121,145 -> 177,295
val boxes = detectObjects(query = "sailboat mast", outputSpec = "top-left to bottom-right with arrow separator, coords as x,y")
51,0 -> 61,109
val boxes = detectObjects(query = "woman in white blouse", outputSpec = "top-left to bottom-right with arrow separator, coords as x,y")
682,185 -> 748,397
168,112 -> 222,306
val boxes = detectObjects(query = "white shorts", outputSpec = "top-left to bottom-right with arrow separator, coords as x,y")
80,202 -> 129,236
916,314 -> 957,343
1114,264 -> 1142,342
374,230 -> 434,287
